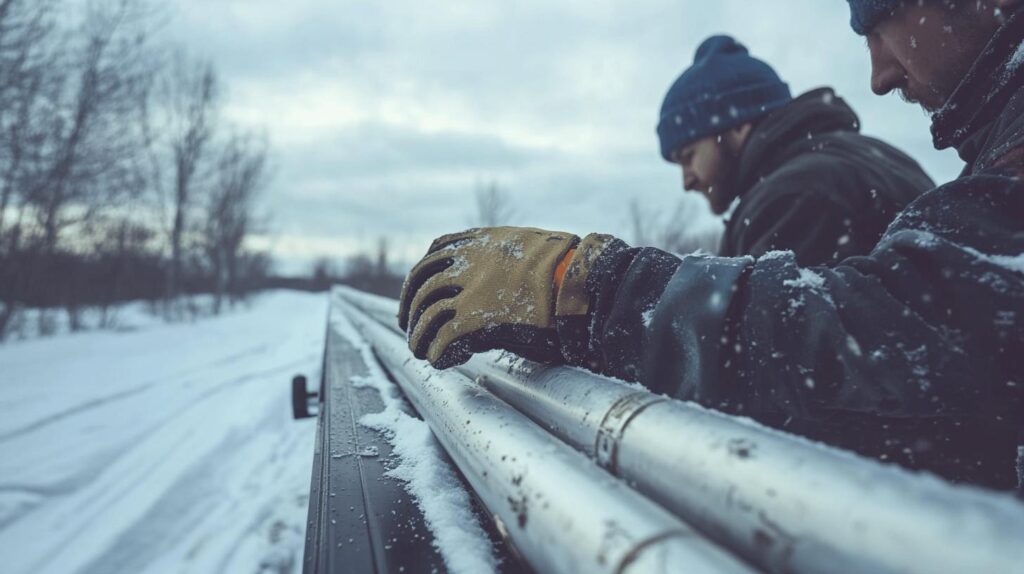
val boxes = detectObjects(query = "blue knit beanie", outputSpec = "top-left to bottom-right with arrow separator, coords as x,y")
657,35 -> 791,162
847,0 -> 901,35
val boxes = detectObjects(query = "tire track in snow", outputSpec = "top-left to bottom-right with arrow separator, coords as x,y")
0,384 -> 159,443
0,343 -> 275,442
0,291 -> 330,574
77,395 -> 314,574
0,490 -> 44,531
0,352 -> 318,493
0,354 -> 319,574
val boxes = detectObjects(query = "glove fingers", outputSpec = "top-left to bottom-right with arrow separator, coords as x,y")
409,298 -> 458,362
398,253 -> 454,331
409,284 -> 462,337
407,264 -> 463,332
430,330 -> 474,369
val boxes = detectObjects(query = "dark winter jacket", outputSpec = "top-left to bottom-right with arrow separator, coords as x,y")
565,14 -> 1024,491
720,88 -> 933,266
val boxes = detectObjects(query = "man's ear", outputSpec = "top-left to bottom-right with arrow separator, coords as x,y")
728,123 -> 755,152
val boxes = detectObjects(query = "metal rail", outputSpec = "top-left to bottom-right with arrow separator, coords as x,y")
336,287 -> 1024,574
334,289 -> 754,574
301,322 -> 450,573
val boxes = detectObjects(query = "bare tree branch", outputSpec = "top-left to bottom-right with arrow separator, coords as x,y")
627,195 -> 722,255
472,179 -> 516,227
161,54 -> 218,313
202,130 -> 268,312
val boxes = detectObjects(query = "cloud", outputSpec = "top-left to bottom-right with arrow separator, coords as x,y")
169,0 -> 964,271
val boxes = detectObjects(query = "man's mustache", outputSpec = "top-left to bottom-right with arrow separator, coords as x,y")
898,88 -> 942,115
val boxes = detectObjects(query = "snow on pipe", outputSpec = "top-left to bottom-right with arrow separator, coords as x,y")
333,292 -> 756,574
335,287 -> 1024,574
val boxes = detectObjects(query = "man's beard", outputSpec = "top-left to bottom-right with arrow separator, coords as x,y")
898,87 -> 944,115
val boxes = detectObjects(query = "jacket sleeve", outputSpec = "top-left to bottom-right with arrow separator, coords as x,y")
579,173 -> 1024,489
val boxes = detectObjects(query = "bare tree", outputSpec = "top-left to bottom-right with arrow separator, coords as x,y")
0,0 -> 279,341
150,54 -> 219,316
627,198 -> 651,247
42,1 -> 156,328
30,0 -> 155,255
375,236 -> 389,276
628,196 -> 723,255
0,0 -> 156,339
0,0 -> 56,244
169,60 -> 217,311
472,180 -> 515,227
0,0 -> 57,339
202,131 -> 268,313
310,256 -> 337,291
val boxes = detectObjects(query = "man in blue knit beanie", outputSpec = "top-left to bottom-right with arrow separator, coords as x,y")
401,0 -> 1024,492
657,35 -> 931,265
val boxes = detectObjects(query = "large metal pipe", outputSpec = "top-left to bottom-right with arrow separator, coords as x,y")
333,291 -> 755,574
336,287 -> 1024,574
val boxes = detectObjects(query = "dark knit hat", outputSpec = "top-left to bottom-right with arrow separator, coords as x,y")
847,0 -> 901,35
657,35 -> 791,162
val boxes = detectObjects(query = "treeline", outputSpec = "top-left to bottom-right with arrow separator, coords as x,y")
292,238 -> 404,299
0,0 -> 271,341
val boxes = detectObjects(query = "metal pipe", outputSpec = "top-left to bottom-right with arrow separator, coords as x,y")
333,290 -> 755,574
336,287 -> 1024,574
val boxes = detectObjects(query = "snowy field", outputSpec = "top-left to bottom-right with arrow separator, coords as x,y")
0,291 -> 328,574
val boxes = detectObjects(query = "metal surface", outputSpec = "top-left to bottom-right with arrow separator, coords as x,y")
336,287 -> 1024,574
302,324 -> 448,574
335,289 -> 755,574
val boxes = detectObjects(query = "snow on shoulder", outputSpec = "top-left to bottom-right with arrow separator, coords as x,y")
782,267 -> 827,291
963,246 -> 1024,276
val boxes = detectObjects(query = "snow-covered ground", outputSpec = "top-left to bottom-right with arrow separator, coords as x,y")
0,290 -> 328,574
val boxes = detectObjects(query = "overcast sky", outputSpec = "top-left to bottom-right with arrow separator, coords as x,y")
168,0 -> 963,274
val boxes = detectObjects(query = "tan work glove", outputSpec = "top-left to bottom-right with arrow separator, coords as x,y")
399,227 -> 615,369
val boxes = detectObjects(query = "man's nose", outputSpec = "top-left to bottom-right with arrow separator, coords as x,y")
682,170 -> 698,191
868,36 -> 904,96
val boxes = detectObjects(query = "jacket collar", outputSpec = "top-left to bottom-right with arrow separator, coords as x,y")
735,87 -> 860,193
931,11 -> 1024,163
